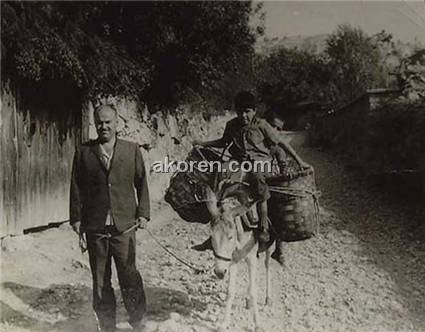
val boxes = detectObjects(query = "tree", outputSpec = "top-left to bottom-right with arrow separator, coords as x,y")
325,24 -> 387,106
255,47 -> 336,109
125,1 -> 262,108
1,1 -> 262,108
1,2 -> 150,103
397,49 -> 425,102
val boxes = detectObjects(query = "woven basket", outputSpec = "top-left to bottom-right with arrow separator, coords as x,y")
164,147 -> 221,224
165,172 -> 213,223
267,166 -> 320,242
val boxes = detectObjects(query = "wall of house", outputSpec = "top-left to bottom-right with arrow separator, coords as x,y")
0,83 -> 80,236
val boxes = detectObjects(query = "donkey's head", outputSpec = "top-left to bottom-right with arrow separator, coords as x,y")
206,183 -> 252,279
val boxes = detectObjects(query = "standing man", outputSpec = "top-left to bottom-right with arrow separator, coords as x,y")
70,104 -> 150,332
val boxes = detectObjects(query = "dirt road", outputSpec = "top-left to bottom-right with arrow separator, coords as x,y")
1,147 -> 425,332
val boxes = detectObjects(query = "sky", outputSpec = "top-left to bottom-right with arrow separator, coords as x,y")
259,1 -> 425,44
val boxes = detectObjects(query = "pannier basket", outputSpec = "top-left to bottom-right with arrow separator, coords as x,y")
267,166 -> 320,242
164,147 -> 222,224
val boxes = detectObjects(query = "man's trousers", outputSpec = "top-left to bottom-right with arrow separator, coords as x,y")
86,227 -> 146,331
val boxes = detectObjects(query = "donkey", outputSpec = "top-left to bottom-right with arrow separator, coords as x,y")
205,183 -> 273,332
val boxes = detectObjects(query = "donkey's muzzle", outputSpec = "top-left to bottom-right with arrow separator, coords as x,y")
214,267 -> 227,279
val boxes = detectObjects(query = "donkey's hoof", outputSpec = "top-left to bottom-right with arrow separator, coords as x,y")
265,297 -> 273,306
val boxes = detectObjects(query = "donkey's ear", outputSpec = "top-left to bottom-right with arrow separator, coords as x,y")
230,205 -> 249,218
205,186 -> 219,218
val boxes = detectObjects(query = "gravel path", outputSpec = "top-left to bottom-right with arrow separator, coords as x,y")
1,146 -> 425,332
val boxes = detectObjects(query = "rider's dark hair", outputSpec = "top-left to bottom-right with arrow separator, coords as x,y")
234,91 -> 256,111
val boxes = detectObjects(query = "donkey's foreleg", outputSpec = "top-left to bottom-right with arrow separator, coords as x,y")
247,254 -> 263,332
219,264 -> 238,332
265,247 -> 272,306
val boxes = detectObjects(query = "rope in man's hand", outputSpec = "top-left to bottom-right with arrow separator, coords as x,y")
77,218 -> 145,254
75,219 -> 209,274
142,226 -> 210,274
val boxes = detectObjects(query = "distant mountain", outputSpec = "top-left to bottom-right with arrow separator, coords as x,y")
255,34 -> 419,58
256,34 -> 328,55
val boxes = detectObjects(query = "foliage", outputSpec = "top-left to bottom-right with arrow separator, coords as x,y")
1,1 -> 262,108
366,103 -> 425,171
1,2 -> 149,101
325,24 -> 388,106
311,100 -> 425,175
310,39 -> 425,175
134,1 -> 263,108
254,47 -> 337,109
396,49 -> 425,102
255,24 -> 399,114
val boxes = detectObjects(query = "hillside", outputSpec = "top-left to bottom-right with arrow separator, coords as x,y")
256,34 -> 419,58
256,34 -> 328,55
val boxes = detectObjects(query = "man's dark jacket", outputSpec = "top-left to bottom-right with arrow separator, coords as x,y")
70,138 -> 150,232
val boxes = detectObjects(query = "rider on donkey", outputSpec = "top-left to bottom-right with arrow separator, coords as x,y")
193,91 -> 309,264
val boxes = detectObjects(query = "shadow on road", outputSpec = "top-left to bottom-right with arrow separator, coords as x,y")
1,282 -> 207,331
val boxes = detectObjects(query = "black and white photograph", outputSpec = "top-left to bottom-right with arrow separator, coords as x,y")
1,1 -> 425,332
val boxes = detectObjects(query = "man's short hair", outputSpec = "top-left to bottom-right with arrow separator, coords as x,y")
94,104 -> 117,118
234,91 -> 256,111
265,109 -> 283,121
265,109 -> 285,130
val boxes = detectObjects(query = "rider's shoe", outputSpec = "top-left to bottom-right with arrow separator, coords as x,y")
271,241 -> 285,266
258,215 -> 271,243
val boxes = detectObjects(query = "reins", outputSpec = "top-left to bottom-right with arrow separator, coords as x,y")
143,227 -> 211,274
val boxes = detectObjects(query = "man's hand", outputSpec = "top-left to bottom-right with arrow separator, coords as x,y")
71,221 -> 81,235
137,217 -> 149,229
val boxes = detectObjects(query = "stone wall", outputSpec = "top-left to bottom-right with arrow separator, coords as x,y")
83,99 -> 233,202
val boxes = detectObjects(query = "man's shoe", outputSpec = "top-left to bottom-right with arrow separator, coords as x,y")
95,313 -> 115,332
129,320 -> 142,331
128,313 -> 148,331
191,237 -> 212,251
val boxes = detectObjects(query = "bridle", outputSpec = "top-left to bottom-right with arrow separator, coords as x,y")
212,227 -> 258,264
209,181 -> 258,264
213,249 -> 233,262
